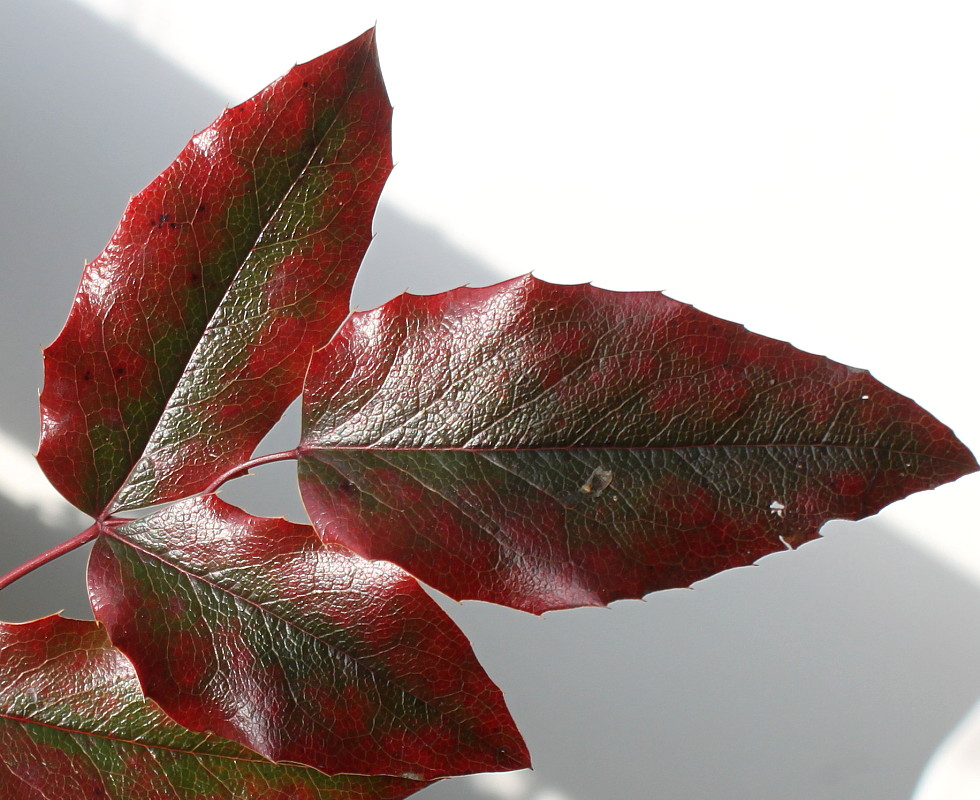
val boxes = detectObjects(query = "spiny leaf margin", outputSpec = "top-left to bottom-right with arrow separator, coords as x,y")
298,274 -> 977,613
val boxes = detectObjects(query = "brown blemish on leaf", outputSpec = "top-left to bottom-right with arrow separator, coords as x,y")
580,465 -> 613,496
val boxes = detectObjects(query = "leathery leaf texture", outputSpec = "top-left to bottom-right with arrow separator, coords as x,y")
298,275 -> 978,614
38,29 -> 392,517
0,615 -> 426,799
87,496 -> 529,780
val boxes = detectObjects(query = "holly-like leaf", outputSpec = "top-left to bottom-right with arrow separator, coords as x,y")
297,275 -> 978,613
0,615 -> 426,799
38,29 -> 392,517
87,496 -> 529,779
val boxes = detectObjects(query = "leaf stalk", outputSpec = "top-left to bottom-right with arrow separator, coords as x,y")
0,523 -> 100,593
202,449 -> 300,495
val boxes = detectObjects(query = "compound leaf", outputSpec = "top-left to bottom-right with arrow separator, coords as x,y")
0,615 -> 426,799
298,275 -> 977,613
38,29 -> 392,517
87,496 -> 529,779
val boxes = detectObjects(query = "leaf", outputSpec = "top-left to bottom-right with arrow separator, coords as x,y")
0,615 -> 426,799
86,496 -> 529,779
37,29 -> 392,517
297,275 -> 978,613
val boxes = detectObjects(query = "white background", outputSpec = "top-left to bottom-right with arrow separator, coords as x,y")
2,1 -> 979,797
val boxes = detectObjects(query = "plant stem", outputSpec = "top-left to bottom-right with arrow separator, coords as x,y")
202,448 -> 300,495
0,451 -> 300,595
0,523 -> 100,593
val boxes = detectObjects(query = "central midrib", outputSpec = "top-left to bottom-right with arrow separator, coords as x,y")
102,524 -> 489,747
298,441 -> 969,466
103,44 -> 374,519
0,709 -> 269,763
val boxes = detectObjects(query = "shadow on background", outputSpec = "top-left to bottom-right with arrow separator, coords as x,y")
1,3 -> 978,799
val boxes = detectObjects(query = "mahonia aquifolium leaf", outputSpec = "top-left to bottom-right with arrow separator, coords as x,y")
38,29 -> 392,517
87,496 -> 529,780
0,615 -> 428,799
298,276 -> 977,613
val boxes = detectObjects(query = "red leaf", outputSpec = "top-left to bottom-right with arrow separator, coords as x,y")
38,29 -> 392,517
0,615 -> 427,799
298,275 -> 977,613
87,496 -> 529,779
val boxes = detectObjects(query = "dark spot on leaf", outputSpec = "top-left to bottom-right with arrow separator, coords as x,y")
188,272 -> 200,284
115,367 -> 125,376
338,480 -> 357,494
198,203 -> 206,212
82,370 -> 92,381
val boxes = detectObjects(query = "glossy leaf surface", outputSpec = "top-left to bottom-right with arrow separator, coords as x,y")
0,615 -> 425,799
38,29 -> 392,516
87,496 -> 528,779
298,275 -> 978,613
